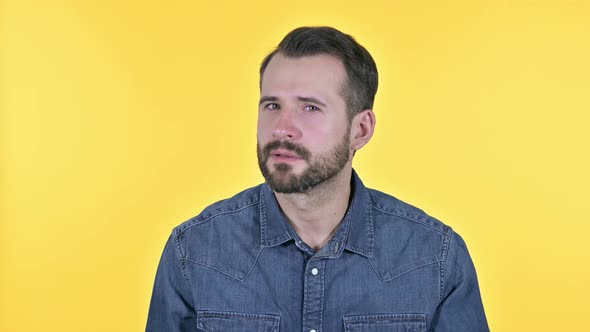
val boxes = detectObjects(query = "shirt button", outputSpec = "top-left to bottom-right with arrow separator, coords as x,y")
311,268 -> 319,275
310,330 -> 317,332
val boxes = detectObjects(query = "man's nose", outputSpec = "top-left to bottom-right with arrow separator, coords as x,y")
272,110 -> 302,140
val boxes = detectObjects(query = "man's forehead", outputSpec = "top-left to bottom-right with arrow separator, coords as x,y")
261,53 -> 347,100
263,53 -> 345,76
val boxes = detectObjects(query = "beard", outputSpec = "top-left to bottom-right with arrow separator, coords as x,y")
257,131 -> 351,194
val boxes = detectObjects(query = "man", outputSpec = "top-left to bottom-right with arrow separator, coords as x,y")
146,26 -> 489,331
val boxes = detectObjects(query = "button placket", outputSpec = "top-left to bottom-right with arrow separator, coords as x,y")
302,260 -> 325,332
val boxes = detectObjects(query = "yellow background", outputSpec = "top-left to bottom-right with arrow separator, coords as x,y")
2,0 -> 589,331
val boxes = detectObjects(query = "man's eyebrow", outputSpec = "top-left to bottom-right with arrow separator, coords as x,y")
297,96 -> 327,107
259,96 -> 278,106
258,96 -> 328,107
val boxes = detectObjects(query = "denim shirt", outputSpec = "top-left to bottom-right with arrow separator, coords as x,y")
146,171 -> 489,331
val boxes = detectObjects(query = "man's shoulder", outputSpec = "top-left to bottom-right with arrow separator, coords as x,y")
363,187 -> 456,282
173,184 -> 263,235
172,185 -> 262,245
166,184 -> 265,281
366,187 -> 451,235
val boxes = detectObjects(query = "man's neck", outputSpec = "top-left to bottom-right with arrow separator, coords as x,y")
274,167 -> 353,251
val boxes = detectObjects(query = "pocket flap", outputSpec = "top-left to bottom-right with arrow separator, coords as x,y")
344,313 -> 426,332
197,311 -> 280,332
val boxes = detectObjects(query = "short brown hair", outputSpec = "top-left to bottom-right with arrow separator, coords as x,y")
260,26 -> 378,119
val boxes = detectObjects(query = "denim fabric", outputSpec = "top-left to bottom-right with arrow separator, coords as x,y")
146,171 -> 489,331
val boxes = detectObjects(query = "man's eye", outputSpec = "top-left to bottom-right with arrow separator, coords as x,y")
265,103 -> 279,110
304,105 -> 320,112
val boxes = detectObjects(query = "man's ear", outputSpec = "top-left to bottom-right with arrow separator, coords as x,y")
350,109 -> 376,152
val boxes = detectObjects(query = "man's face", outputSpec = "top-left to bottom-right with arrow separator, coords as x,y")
257,53 -> 352,193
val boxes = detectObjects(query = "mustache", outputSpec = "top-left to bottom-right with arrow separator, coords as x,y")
261,140 -> 311,161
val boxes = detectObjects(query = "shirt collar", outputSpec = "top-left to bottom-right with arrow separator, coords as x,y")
259,169 -> 374,258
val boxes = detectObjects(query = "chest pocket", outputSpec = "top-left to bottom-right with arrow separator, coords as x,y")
196,311 -> 280,332
343,314 -> 426,332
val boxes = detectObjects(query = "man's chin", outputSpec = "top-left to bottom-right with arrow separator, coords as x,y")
268,169 -> 299,183
265,170 -> 303,193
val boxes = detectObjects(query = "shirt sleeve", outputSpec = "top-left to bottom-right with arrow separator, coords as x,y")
146,232 -> 197,332
431,231 -> 489,331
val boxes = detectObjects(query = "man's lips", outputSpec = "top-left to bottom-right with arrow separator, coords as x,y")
270,149 -> 302,161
